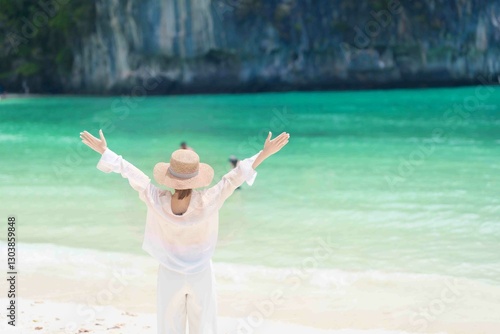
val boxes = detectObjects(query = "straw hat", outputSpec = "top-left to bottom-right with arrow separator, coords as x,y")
153,150 -> 214,189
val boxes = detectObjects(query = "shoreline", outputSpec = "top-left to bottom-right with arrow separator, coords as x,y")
1,80 -> 499,99
2,241 -> 500,333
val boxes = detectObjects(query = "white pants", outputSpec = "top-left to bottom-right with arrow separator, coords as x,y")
157,262 -> 217,334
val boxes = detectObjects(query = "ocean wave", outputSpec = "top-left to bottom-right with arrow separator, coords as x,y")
0,134 -> 27,142
4,241 -> 493,290
213,261 -> 472,290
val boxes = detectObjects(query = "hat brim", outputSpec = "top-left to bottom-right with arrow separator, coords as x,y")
153,162 -> 214,190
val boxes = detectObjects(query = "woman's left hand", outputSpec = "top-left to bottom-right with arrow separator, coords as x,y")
80,129 -> 107,154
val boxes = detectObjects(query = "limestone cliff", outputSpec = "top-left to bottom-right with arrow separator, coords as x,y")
3,0 -> 500,93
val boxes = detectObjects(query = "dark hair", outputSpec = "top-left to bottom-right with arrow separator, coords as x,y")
176,189 -> 192,200
180,141 -> 187,146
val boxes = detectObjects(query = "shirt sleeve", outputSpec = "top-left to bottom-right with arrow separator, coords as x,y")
203,150 -> 261,209
96,148 -> 160,205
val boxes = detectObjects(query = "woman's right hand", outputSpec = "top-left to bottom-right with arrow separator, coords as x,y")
80,129 -> 107,154
251,131 -> 290,170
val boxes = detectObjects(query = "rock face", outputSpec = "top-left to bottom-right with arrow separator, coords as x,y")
71,0 -> 217,92
42,0 -> 500,93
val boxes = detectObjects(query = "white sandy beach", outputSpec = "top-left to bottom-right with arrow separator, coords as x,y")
0,298 -> 428,334
1,242 -> 499,333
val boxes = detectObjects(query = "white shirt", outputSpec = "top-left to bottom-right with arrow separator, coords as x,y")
97,148 -> 259,274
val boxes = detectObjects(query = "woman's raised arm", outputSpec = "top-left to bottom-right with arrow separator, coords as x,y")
80,129 -> 160,205
201,131 -> 290,209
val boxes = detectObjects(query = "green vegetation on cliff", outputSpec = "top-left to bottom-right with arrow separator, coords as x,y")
0,0 -> 94,91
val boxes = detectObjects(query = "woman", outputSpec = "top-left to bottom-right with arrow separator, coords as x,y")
79,129 -> 290,334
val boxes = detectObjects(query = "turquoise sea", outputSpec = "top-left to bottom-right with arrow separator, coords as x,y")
0,87 -> 499,286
